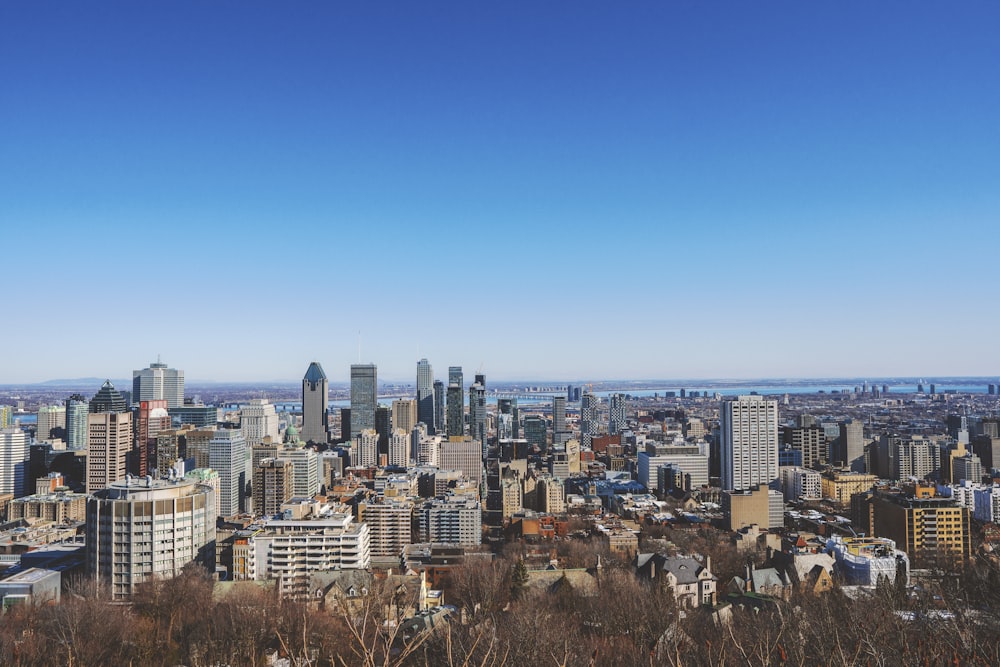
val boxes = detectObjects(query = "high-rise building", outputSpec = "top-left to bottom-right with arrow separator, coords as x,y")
552,396 -> 567,436
609,394 -> 627,435
240,399 -> 280,447
835,419 -> 866,472
281,446 -> 320,498
580,392 -> 597,449
433,380 -> 445,434
209,429 -> 247,517
65,394 -> 89,451
354,429 -> 379,468
86,477 -> 216,600
362,499 -> 413,559
389,429 -> 410,467
782,425 -> 827,470
375,404 -> 391,455
497,398 -> 519,441
419,496 -> 482,546
135,400 -> 170,477
350,364 -> 377,439
448,366 -> 464,389
523,415 -> 547,451
132,360 -> 184,408
469,380 -> 487,457
86,411 -> 133,494
416,359 -> 435,433
90,380 -> 127,414
446,383 -> 464,438
439,437 -> 483,486
392,399 -> 417,436
36,405 -> 66,444
253,458 -> 293,516
0,428 -> 29,498
301,362 -> 329,444
720,395 -> 779,492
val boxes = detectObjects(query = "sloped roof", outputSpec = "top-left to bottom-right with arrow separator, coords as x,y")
304,362 -> 327,383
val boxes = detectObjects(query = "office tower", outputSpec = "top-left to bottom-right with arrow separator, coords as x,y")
469,381 -> 487,457
720,395 -> 779,492
135,400 -> 170,476
836,419 -> 866,472
416,359 -> 435,433
301,362 -> 329,444
36,405 -> 66,443
439,437 -> 483,486
782,425 -> 827,470
609,393 -> 627,435
184,428 -> 216,470
449,366 -> 464,389
375,404 -> 391,455
86,411 -> 133,494
392,399 -> 417,435
523,415 -> 547,451
350,364 -> 377,439
168,403 -> 217,429
446,383 -> 464,437
339,408 -> 351,442
389,429 -> 410,467
132,359 -> 184,408
497,398 -> 519,440
90,380 -> 127,413
209,428 -> 247,516
253,458 -> 293,516
433,380 -> 445,434
580,392 -> 597,449
0,406 -> 10,429
552,396 -> 567,435
86,477 -> 216,600
65,394 -> 89,451
0,428 -> 29,498
280,446 -> 320,497
566,385 -> 574,402
240,399 -> 280,447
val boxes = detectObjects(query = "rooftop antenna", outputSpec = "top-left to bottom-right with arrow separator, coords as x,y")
358,331 -> 362,363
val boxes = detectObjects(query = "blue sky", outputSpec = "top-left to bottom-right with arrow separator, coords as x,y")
2,2 -> 998,383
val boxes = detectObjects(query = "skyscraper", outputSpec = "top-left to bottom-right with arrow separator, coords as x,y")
209,428 -> 247,516
433,380 -> 445,434
350,364 -> 377,439
0,428 -> 29,498
609,394 -> 627,435
65,394 -> 89,451
449,366 -> 464,389
301,362 -> 329,444
416,359 -> 434,434
836,419 -> 866,472
135,400 -> 170,476
86,381 -> 132,494
446,377 -> 465,438
469,379 -> 487,457
132,359 -> 184,408
36,405 -> 66,444
240,399 -> 281,447
90,380 -> 127,414
720,395 -> 779,492
580,392 -> 597,449
86,411 -> 132,494
392,398 -> 418,435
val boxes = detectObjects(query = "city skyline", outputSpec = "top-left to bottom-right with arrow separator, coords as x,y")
3,3 -> 999,383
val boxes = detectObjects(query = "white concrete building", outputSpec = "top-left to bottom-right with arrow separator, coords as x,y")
0,428 -> 29,498
86,477 -> 216,600
240,399 -> 280,447
721,395 -> 778,491
780,466 -> 822,501
419,496 -> 482,546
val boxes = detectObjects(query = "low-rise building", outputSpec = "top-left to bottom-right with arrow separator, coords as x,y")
634,553 -> 717,608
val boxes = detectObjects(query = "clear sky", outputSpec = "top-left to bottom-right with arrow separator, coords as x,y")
2,2 -> 998,384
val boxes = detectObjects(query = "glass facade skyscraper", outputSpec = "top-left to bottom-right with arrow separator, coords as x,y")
350,364 -> 377,439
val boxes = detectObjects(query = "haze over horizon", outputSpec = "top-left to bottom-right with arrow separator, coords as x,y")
3,3 -> 998,383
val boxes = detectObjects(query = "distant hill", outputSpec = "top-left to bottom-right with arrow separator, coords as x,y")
36,378 -> 129,387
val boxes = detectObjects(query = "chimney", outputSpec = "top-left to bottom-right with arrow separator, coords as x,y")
705,555 -> 711,574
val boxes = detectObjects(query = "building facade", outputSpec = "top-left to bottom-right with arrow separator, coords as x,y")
301,362 -> 329,444
721,395 -> 779,492
132,360 -> 185,408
